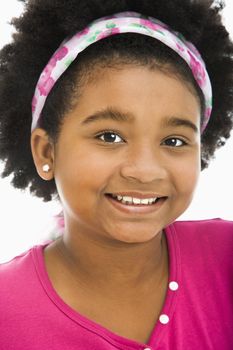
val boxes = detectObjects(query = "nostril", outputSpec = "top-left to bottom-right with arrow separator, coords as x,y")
119,161 -> 167,183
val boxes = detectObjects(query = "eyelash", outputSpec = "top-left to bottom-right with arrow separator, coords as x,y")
95,130 -> 188,147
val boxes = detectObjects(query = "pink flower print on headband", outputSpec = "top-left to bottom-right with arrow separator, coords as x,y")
205,107 -> 212,119
97,27 -> 121,40
176,42 -> 185,53
38,46 -> 68,96
139,18 -> 167,33
188,50 -> 206,88
38,76 -> 55,97
75,27 -> 90,40
32,96 -> 38,113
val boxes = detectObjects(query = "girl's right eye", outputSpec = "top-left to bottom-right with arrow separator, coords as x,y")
96,131 -> 124,143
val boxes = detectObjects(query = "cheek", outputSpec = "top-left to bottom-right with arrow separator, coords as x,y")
55,146 -> 118,195
172,152 -> 201,195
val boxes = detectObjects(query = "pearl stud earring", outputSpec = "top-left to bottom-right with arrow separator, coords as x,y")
42,164 -> 50,172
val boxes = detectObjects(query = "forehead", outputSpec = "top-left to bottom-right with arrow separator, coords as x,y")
72,65 -> 201,130
81,60 -> 199,96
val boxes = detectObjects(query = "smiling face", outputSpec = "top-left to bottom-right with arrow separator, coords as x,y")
48,65 -> 201,244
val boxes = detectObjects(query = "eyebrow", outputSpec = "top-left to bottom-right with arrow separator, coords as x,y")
162,116 -> 199,134
81,107 -> 134,125
81,107 -> 198,133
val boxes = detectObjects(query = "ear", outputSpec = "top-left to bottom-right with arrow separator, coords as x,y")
31,128 -> 55,181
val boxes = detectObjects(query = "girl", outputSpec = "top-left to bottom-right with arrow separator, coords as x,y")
0,0 -> 232,349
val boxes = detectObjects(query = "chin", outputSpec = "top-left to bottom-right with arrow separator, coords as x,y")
110,226 -> 163,244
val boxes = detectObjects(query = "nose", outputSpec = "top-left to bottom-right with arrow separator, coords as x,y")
120,143 -> 167,184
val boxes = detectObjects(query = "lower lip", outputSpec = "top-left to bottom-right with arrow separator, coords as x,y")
105,195 -> 167,215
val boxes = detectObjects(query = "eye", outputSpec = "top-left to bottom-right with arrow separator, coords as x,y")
96,131 -> 124,143
163,137 -> 187,147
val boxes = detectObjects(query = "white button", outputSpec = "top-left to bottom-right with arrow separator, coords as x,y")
159,314 -> 170,324
143,348 -> 151,350
169,281 -> 179,291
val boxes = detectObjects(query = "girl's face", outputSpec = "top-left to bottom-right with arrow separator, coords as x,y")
52,65 -> 201,244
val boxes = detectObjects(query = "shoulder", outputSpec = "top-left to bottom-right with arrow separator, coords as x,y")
172,217 -> 233,236
0,247 -> 34,315
0,247 -> 35,288
0,247 -> 33,272
0,242 -> 49,303
0,240 -> 52,281
169,218 -> 233,264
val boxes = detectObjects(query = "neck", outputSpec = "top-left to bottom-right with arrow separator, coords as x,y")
54,227 -> 168,296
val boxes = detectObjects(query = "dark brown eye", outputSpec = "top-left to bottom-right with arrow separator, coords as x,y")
164,138 -> 187,147
97,132 -> 123,143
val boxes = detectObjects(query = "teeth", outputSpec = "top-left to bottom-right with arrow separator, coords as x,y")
112,195 -> 158,205
132,198 -> 141,205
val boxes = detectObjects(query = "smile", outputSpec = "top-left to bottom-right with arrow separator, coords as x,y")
110,194 -> 158,205
105,194 -> 167,214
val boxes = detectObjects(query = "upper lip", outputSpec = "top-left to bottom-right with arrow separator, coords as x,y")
106,192 -> 166,199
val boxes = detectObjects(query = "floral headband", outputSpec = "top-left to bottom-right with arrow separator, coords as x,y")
31,11 -> 212,133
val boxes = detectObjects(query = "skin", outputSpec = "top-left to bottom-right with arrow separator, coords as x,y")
31,65 -> 201,338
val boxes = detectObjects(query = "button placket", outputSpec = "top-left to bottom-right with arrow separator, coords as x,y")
158,280 -> 179,326
169,281 -> 179,291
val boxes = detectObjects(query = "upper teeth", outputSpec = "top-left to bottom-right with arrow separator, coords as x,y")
112,195 -> 158,205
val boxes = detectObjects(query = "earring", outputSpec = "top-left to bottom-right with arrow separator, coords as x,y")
42,164 -> 50,173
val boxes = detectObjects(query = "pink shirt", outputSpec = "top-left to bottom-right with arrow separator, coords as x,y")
0,218 -> 233,350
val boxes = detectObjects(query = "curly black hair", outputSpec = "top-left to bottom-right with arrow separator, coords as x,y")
0,0 -> 233,202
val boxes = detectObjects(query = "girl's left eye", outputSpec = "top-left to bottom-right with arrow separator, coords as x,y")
163,138 -> 187,147
96,131 -> 124,143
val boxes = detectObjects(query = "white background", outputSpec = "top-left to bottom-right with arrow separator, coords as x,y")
0,0 -> 233,263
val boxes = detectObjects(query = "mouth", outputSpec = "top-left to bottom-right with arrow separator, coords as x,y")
105,193 -> 168,214
106,193 -> 162,205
